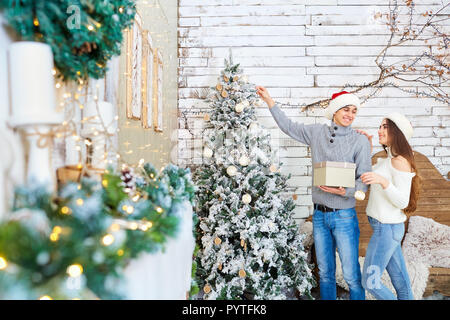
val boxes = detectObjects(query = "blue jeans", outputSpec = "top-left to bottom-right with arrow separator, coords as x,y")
362,216 -> 414,300
313,208 -> 365,300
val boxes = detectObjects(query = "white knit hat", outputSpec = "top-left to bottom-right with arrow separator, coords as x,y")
385,112 -> 414,140
325,91 -> 361,120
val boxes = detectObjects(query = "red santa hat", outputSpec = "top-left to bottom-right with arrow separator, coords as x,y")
325,91 -> 361,120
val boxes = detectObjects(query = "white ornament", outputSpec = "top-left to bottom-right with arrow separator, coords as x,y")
235,103 -> 244,113
355,190 -> 366,201
203,147 -> 213,158
239,155 -> 250,166
226,165 -> 237,176
241,75 -> 249,83
242,193 -> 252,204
242,100 -> 250,107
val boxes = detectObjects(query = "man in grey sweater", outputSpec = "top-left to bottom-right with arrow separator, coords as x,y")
256,86 -> 372,300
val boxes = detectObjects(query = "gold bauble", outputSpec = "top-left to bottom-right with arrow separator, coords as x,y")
218,263 -> 223,270
216,84 -> 223,91
221,90 -> 228,98
203,284 -> 211,294
240,239 -> 245,247
214,237 -> 222,245
239,269 -> 246,278
204,113 -> 210,121
269,164 -> 277,172
233,75 -> 239,82
224,75 -> 229,82
292,194 -> 298,200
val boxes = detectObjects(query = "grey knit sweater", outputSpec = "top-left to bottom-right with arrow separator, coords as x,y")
269,103 -> 372,209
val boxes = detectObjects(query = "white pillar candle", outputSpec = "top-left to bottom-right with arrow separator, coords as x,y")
8,41 -> 63,126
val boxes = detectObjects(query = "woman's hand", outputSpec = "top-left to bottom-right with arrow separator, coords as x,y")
255,86 -> 275,108
355,129 -> 373,153
361,172 -> 389,189
318,186 -> 346,196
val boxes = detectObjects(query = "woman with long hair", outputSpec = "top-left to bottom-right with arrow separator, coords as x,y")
358,112 -> 421,300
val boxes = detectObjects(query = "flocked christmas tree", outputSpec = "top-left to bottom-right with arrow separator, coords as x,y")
193,55 -> 316,300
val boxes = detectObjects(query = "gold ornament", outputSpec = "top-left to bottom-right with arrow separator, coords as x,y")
216,84 -> 223,91
269,164 -> 277,172
233,75 -> 239,82
214,237 -> 222,245
221,90 -> 228,98
241,239 -> 245,247
224,75 -> 229,82
218,263 -> 223,270
355,190 -> 366,201
292,194 -> 298,200
239,269 -> 246,278
203,284 -> 211,294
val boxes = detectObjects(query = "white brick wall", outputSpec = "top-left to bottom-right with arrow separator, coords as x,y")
178,0 -> 450,220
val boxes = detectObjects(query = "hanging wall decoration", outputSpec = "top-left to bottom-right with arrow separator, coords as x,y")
141,30 -> 154,129
126,12 -> 143,120
153,48 -> 163,132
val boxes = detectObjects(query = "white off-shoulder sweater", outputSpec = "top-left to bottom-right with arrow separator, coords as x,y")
366,149 -> 416,224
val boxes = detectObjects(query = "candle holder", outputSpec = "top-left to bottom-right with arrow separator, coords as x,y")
8,41 -> 64,191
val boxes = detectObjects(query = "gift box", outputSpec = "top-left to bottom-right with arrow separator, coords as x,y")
313,161 -> 356,188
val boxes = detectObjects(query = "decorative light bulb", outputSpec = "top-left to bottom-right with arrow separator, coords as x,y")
102,234 -> 115,246
67,264 -> 83,277
0,256 -> 7,270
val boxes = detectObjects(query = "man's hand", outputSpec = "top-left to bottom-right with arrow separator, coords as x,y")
318,186 -> 346,196
256,86 -> 275,108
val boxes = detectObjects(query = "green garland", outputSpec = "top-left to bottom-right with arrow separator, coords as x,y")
0,0 -> 136,81
0,163 -> 197,300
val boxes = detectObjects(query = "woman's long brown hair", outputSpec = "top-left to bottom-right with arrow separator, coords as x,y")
382,119 -> 421,214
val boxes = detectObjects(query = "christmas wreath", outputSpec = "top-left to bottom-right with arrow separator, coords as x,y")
0,0 -> 136,81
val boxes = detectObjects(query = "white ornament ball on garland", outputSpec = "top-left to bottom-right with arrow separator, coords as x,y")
226,165 -> 237,176
242,99 -> 250,107
235,103 -> 245,113
242,193 -> 252,204
203,147 -> 213,158
239,155 -> 250,166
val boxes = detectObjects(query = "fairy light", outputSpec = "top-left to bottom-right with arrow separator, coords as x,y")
33,17 -> 39,27
53,226 -> 62,234
87,25 -> 94,31
0,256 -> 7,270
132,194 -> 140,202
60,206 -> 71,215
102,179 -> 108,187
76,198 -> 84,206
156,206 -> 163,214
39,295 -> 53,300
126,206 -> 134,214
55,83 -> 61,89
117,249 -> 124,256
67,264 -> 83,277
52,68 -> 57,76
101,234 -> 115,246
50,233 -> 59,242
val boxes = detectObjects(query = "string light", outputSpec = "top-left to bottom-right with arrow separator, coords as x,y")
39,295 -> 53,300
109,223 -> 120,232
76,198 -> 84,206
60,206 -> 71,215
0,256 -> 7,270
101,234 -> 115,246
67,264 -> 83,277
156,206 -> 163,214
117,249 -> 124,256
